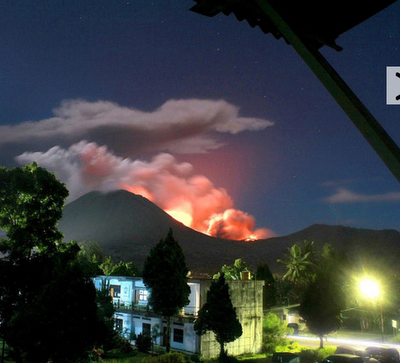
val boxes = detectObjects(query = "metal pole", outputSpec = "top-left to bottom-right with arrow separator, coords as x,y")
380,300 -> 385,342
255,0 -> 400,184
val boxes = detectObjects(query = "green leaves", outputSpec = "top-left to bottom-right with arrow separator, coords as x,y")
143,229 -> 190,316
142,229 -> 191,352
0,163 -> 68,260
277,241 -> 317,285
299,270 -> 346,348
213,258 -> 251,280
0,164 -> 108,362
194,273 -> 242,356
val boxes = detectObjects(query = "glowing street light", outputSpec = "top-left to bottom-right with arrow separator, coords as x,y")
360,279 -> 380,300
359,278 -> 384,342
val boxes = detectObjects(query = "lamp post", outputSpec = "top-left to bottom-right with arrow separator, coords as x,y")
360,278 -> 384,342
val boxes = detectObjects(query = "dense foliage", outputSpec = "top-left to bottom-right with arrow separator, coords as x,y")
136,333 -> 152,353
0,163 -> 108,362
298,247 -> 346,348
277,240 -> 316,285
255,262 -> 277,308
213,258 -> 251,280
142,229 -> 190,353
194,273 -> 242,360
262,312 -> 290,354
142,352 -> 188,363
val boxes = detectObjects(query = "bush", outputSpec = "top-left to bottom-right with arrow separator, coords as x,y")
143,352 -> 188,363
299,347 -> 335,363
262,313 -> 291,354
274,340 -> 302,353
89,347 -> 104,362
203,352 -> 239,363
120,338 -> 134,353
136,333 -> 152,352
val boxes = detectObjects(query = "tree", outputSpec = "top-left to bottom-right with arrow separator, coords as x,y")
213,258 -> 251,280
298,255 -> 346,348
194,273 -> 242,360
100,257 -> 139,277
0,163 -> 107,362
0,163 -> 68,260
77,241 -> 105,277
6,249 -> 108,363
76,241 -> 104,277
255,262 -> 277,308
273,277 -> 301,306
95,278 -> 117,350
142,229 -> 190,353
262,312 -> 290,353
277,241 -> 316,285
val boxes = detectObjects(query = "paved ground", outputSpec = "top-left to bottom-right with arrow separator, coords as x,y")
286,331 -> 400,350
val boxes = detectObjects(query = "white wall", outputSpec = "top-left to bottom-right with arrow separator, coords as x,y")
170,321 -> 200,353
115,312 -> 133,339
185,282 -> 200,316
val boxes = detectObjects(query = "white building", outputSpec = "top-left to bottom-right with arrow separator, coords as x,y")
93,276 -> 264,358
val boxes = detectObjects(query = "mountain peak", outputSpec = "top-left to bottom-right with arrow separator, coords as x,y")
59,191 -> 400,275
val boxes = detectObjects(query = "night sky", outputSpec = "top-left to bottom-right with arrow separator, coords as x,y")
1,0 -> 400,239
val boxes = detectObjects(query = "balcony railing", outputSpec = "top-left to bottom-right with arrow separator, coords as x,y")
113,301 -> 148,313
113,301 -> 199,318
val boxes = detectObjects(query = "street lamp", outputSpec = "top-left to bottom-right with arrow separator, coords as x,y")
360,279 -> 380,299
359,278 -> 384,342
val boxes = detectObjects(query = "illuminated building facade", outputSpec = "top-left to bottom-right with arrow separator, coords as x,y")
92,276 -> 264,358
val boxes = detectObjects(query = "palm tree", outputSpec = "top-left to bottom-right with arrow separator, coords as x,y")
277,241 -> 316,284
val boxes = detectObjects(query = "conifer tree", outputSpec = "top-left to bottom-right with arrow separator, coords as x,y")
194,273 -> 242,360
142,229 -> 190,352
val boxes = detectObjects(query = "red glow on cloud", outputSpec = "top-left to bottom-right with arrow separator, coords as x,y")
207,209 -> 274,241
16,141 -> 275,241
11,99 -> 276,241
119,174 -> 275,241
120,183 -> 155,203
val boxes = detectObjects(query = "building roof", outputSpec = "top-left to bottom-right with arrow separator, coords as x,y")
190,0 -> 398,50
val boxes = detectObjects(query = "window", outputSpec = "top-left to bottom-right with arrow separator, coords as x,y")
140,289 -> 148,301
110,285 -> 121,298
136,289 -> 148,301
143,323 -> 151,337
115,318 -> 123,332
173,328 -> 184,343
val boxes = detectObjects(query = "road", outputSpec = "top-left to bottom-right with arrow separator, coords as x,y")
286,335 -> 400,351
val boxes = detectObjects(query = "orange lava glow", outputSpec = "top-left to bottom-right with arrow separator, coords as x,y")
165,209 -> 193,227
119,183 -> 274,241
62,141 -> 274,241
119,183 -> 155,202
245,235 -> 258,242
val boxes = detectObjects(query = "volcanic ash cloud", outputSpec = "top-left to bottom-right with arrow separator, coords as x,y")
1,98 -> 274,157
11,98 -> 275,240
16,142 -> 274,240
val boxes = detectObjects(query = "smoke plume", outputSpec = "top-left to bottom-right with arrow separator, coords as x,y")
1,98 -> 273,158
16,141 -> 274,240
9,98 -> 275,240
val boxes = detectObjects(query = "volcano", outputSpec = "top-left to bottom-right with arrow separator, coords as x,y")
58,190 -> 400,275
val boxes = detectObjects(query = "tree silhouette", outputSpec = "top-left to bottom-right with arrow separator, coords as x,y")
0,164 -> 107,362
277,241 -> 316,284
194,273 -> 242,360
142,229 -> 190,353
298,250 -> 346,349
256,262 -> 277,308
